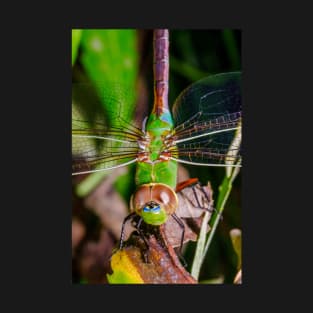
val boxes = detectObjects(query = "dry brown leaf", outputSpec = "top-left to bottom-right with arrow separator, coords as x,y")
110,228 -> 197,284
84,168 -> 133,240
79,229 -> 115,284
164,181 -> 213,247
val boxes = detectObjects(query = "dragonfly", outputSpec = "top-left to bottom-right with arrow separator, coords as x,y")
72,29 -> 242,254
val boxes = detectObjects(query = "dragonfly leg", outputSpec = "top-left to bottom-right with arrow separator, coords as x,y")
135,218 -> 151,263
191,184 -> 223,219
118,212 -> 137,250
199,185 -> 223,220
190,185 -> 210,211
171,213 -> 187,267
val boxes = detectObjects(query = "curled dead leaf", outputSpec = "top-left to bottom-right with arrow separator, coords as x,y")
164,181 -> 214,247
108,228 -> 197,284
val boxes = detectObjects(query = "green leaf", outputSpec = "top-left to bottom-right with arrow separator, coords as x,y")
72,29 -> 82,66
107,250 -> 144,284
73,29 -> 139,195
80,29 -> 138,122
190,211 -> 211,279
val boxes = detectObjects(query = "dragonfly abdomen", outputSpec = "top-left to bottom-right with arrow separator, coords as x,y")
153,29 -> 169,117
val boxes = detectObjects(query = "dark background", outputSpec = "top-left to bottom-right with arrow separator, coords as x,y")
3,1 -> 311,310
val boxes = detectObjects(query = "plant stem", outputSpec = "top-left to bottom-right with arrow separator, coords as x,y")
201,162 -> 241,270
190,211 -> 210,279
191,159 -> 241,281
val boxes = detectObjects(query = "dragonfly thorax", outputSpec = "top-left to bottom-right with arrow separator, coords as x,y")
138,129 -> 174,163
135,117 -> 178,188
131,183 -> 178,226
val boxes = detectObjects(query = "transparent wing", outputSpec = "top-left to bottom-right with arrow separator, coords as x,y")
72,81 -> 142,175
170,72 -> 241,167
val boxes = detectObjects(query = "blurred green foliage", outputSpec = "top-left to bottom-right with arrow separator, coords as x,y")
72,29 -> 138,198
72,29 -> 82,66
72,29 -> 241,284
80,29 -> 138,122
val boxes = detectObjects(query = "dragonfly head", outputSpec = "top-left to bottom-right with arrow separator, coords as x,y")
131,183 -> 178,226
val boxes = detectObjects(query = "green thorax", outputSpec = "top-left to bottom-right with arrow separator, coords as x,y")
135,111 -> 177,188
146,110 -> 174,132
146,111 -> 173,160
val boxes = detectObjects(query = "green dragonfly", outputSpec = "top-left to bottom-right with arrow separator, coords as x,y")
72,29 -> 242,251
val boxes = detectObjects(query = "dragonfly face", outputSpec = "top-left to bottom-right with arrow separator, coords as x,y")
131,183 -> 178,226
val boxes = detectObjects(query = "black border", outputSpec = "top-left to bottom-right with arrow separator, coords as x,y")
5,1 -> 310,310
